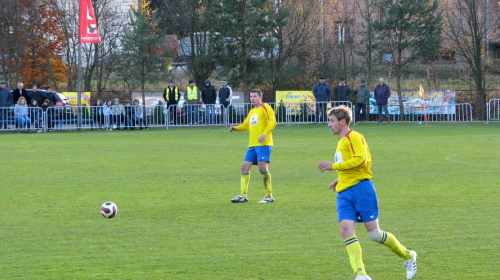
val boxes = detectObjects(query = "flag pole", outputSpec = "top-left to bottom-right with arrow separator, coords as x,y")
77,1 -> 82,131
78,0 -> 101,131
77,43 -> 82,130
422,87 -> 428,125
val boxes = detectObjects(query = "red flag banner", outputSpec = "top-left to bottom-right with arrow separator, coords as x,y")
79,0 -> 101,43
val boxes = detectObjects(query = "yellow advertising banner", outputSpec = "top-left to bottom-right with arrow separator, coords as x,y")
62,92 -> 92,106
275,91 -> 315,103
275,91 -> 318,116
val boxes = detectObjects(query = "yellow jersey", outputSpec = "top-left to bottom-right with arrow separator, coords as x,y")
235,103 -> 277,147
332,130 -> 372,192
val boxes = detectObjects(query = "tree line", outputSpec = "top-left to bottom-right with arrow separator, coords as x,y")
0,0 -> 493,119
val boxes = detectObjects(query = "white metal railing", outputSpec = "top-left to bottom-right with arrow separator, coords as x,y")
402,103 -> 473,122
0,107 -> 43,132
0,101 -> 480,132
487,99 -> 500,122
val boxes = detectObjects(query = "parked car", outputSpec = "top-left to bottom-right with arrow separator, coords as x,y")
56,93 -> 70,107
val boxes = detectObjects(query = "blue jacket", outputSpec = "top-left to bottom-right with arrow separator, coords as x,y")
0,88 -> 13,107
313,83 -> 331,102
374,84 -> 391,105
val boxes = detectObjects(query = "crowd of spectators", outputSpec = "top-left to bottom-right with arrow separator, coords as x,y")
91,98 -> 149,131
0,82 -> 66,132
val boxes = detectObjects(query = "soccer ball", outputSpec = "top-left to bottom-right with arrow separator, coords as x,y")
100,202 -> 118,218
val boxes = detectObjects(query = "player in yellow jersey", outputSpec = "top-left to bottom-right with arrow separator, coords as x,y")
318,105 -> 417,280
229,89 -> 277,204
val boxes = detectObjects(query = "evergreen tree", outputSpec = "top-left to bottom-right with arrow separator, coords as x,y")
116,0 -> 169,108
150,0 -> 217,90
208,0 -> 279,101
373,0 -> 443,120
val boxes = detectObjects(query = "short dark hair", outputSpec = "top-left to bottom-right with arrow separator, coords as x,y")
250,89 -> 262,97
328,105 -> 352,125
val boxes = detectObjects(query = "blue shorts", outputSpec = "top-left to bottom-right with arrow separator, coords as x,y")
244,146 -> 273,165
336,179 -> 379,223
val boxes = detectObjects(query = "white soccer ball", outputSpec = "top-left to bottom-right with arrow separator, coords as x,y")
100,202 -> 118,218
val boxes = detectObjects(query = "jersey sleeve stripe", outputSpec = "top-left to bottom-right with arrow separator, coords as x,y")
261,103 -> 270,120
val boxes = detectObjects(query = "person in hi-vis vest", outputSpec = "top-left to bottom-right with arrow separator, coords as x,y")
163,80 -> 179,124
185,80 -> 200,125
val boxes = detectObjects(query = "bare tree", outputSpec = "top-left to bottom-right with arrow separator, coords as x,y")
354,0 -> 379,87
442,0 -> 488,120
52,0 -> 125,95
152,0 -> 216,90
84,0 -> 125,98
52,0 -> 78,91
264,0 -> 317,91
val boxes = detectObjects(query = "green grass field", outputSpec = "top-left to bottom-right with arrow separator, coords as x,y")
1,122 -> 499,280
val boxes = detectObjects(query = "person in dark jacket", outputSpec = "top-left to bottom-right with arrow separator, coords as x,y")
44,86 -> 61,105
123,100 -> 134,130
29,84 -> 44,106
163,80 -> 179,124
29,99 -> 42,132
333,78 -> 351,107
373,78 -> 391,122
218,79 -> 232,108
354,80 -> 370,123
12,82 -> 29,105
91,99 -> 104,130
41,99 -> 53,132
201,79 -> 217,124
0,81 -> 13,129
218,79 -> 232,124
313,76 -> 332,122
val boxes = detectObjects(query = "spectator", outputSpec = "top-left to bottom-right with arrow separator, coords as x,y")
103,100 -> 113,131
218,79 -> 232,124
41,99 -> 53,132
43,86 -> 59,129
132,99 -> 146,130
333,78 -> 351,107
111,98 -> 124,130
354,80 -> 370,123
12,82 -> 29,104
218,79 -> 232,108
201,79 -> 217,124
313,76 -> 332,122
185,80 -> 200,125
29,84 -> 44,106
0,81 -> 13,129
14,96 -> 31,131
374,78 -> 391,122
92,99 -> 104,130
44,86 -> 61,105
29,99 -> 42,132
163,80 -> 179,124
123,100 -> 133,130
